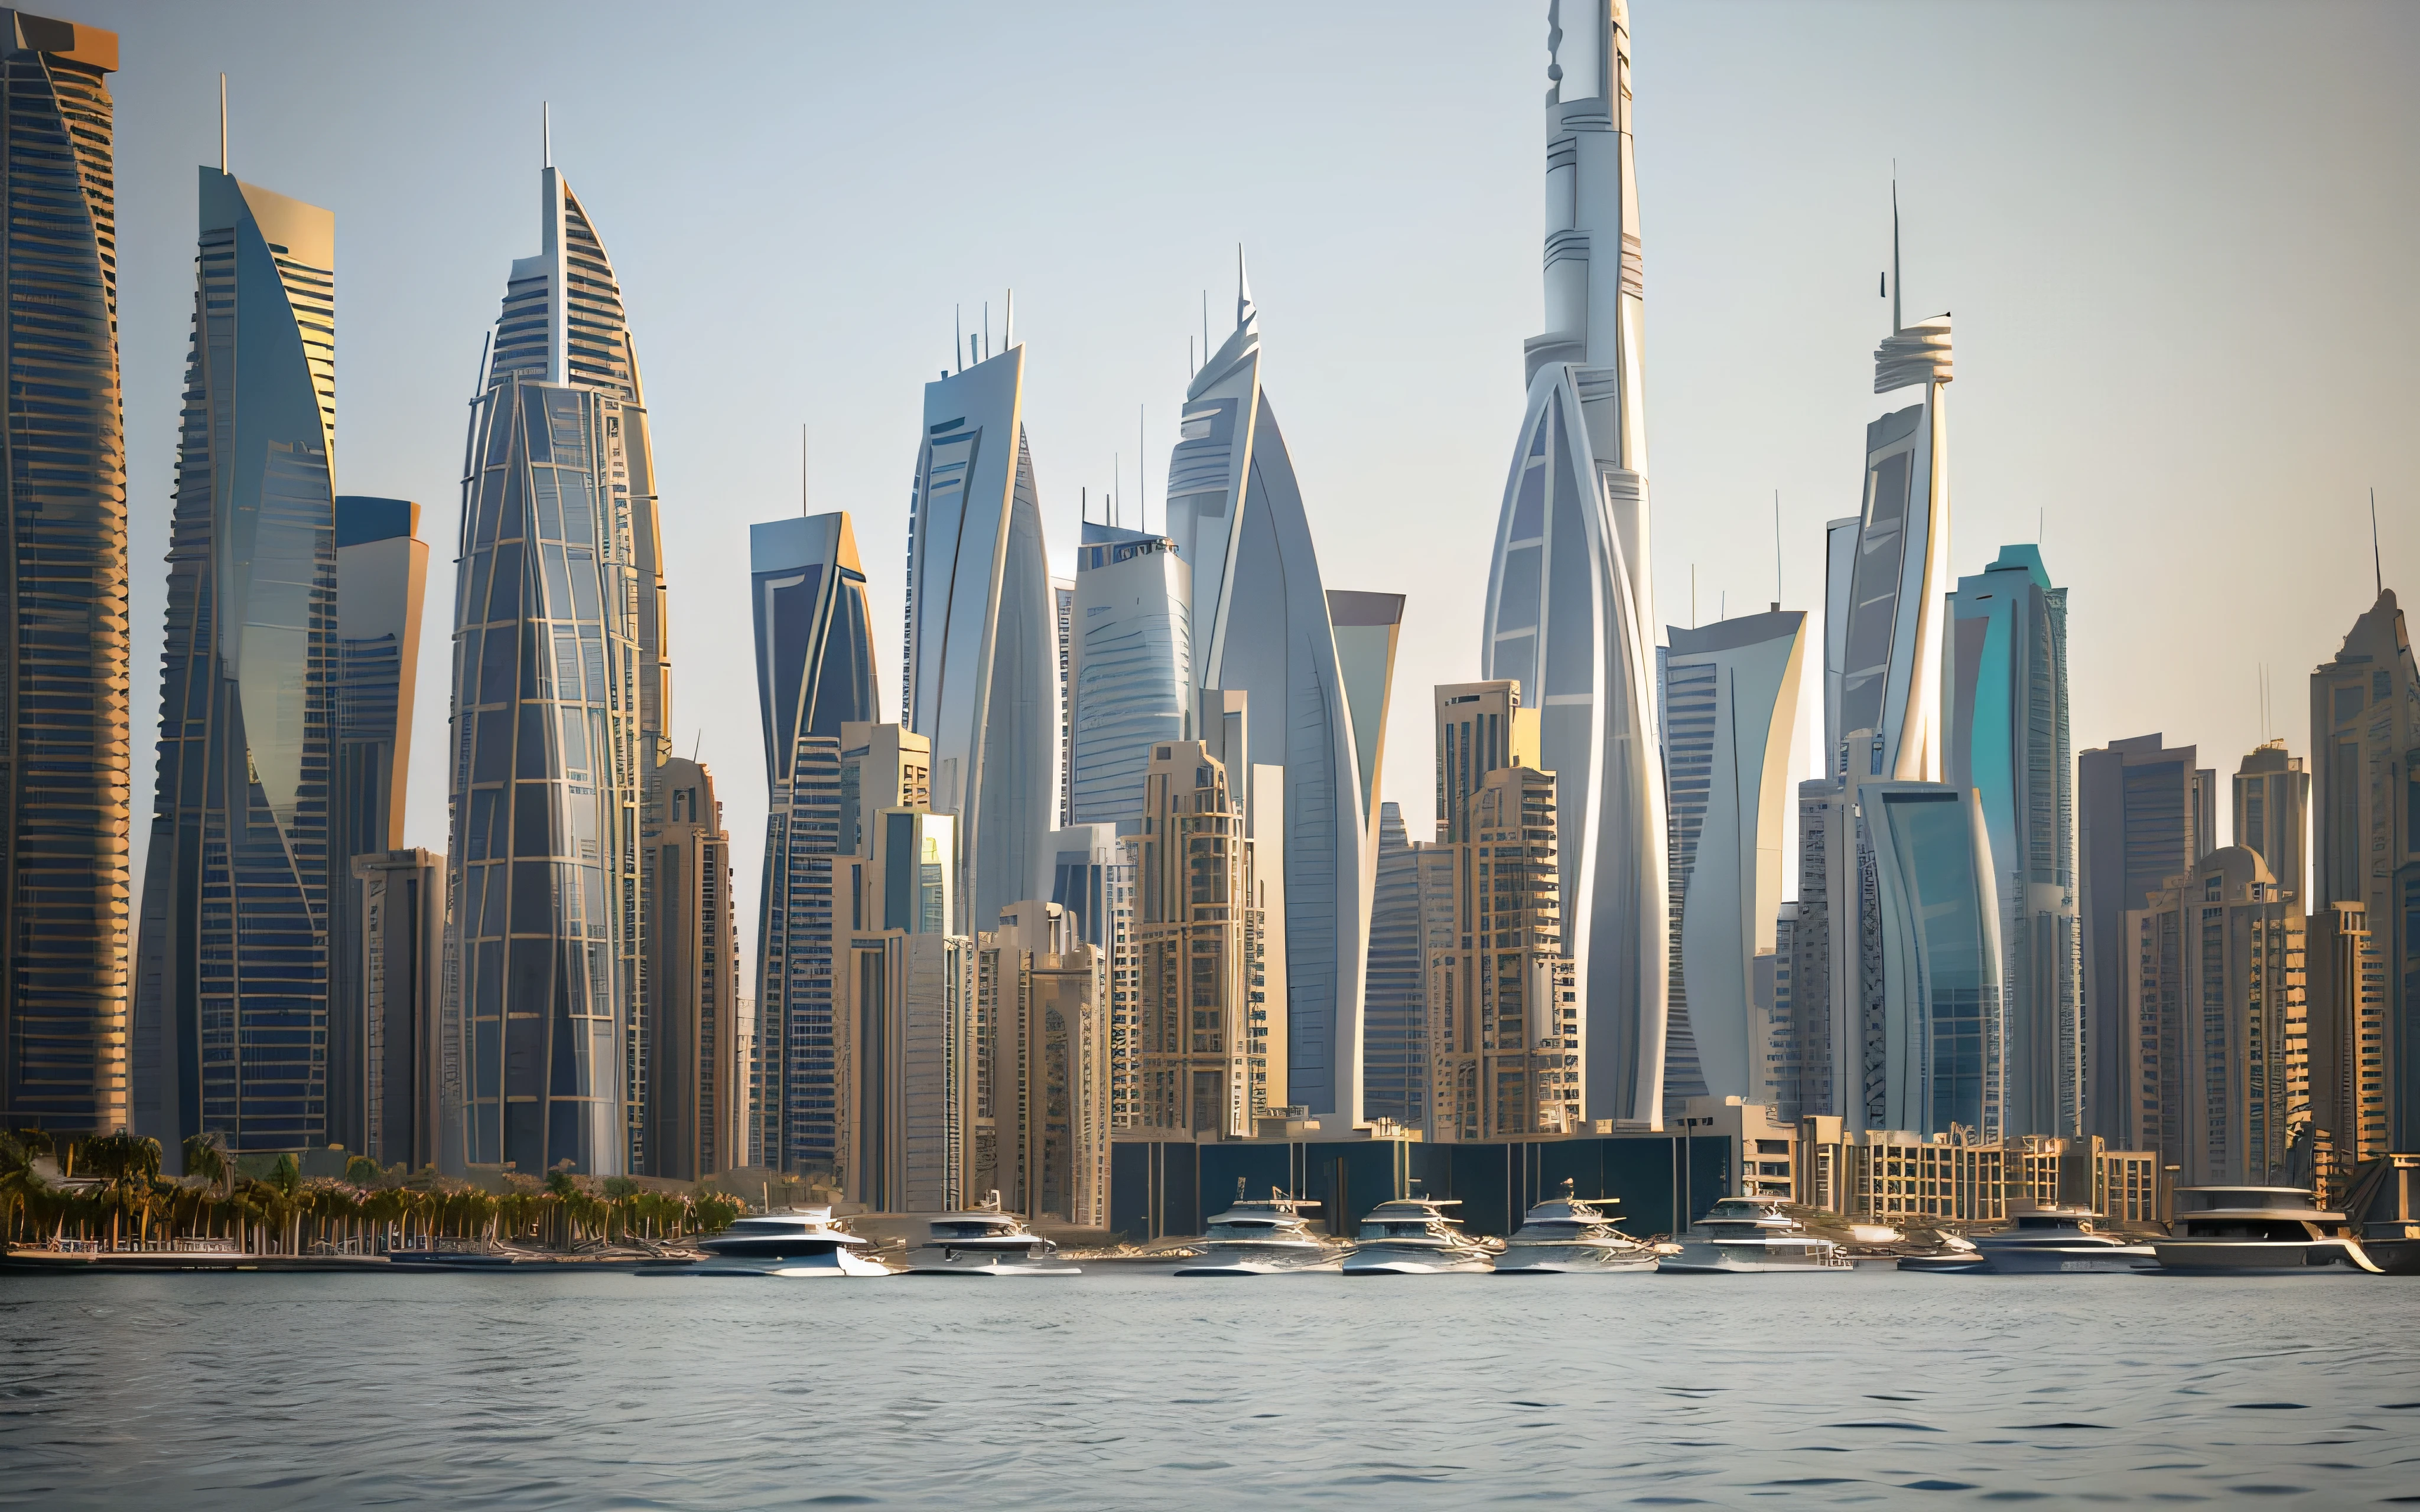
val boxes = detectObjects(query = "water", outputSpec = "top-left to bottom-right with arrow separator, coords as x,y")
4,1266 -> 2416,1510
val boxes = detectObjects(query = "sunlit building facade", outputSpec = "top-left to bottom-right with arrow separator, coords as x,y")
1069,523 -> 1189,826
978,900 -> 1107,1226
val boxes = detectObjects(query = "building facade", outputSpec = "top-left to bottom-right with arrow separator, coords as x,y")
135,168 -> 337,1159
1865,781 -> 2005,1139
1068,523 -> 1189,826
2309,591 -> 2418,1151
978,900 -> 1107,1227
645,757 -> 737,1180
1048,821 -> 1139,1128
1943,545 -> 2077,1138
347,848 -> 442,1171
1480,0 -> 1668,1129
1327,590 -> 1405,850
1661,611 -> 1806,1117
2234,741 -> 2308,902
0,12 -> 125,1139
443,164 -> 662,1175
1362,803 -> 1423,1129
2306,900 -> 2389,1186
2079,732 -> 2216,1141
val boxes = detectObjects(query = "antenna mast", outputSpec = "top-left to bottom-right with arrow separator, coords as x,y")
2373,487 -> 2385,599
218,74 -> 227,172
1890,164 -> 1902,333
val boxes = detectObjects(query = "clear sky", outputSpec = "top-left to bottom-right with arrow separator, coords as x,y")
87,0 -> 2419,956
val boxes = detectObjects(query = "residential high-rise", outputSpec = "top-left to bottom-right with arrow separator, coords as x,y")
1068,524 -> 1189,826
977,900 -> 1107,1226
750,511 -> 880,1177
2079,733 -> 2216,1140
1428,764 -> 1582,1141
1758,903 -> 1800,1119
645,757 -> 737,1180
0,12 -> 125,1140
1130,740 -> 1275,1136
347,848 -> 441,1172
2122,846 -> 2306,1186
444,159 -> 662,1175
1048,821 -> 1139,1128
1164,269 -> 1366,1127
2305,901 -> 2389,1179
328,497 -> 427,1159
1661,610 -> 1807,1116
1053,575 -> 1074,829
1480,0 -> 1668,1128
2233,741 -> 2308,902
135,168 -> 337,1159
2309,590 -> 2418,1150
1943,545 -> 2077,1136
1433,682 -> 1538,846
903,343 -> 1055,940
1790,779 -> 1853,1120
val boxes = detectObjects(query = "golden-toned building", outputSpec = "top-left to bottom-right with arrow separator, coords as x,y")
1794,1117 -> 2158,1226
1131,741 -> 1278,1138
977,901 -> 1107,1227
645,759 -> 739,1179
2306,900 -> 2389,1200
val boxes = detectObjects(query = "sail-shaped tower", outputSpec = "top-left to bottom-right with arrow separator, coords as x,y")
1480,0 -> 1665,1126
1163,268 -> 1368,1126
444,155 -> 666,1175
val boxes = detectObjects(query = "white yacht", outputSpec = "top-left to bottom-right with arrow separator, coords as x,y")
2152,1186 -> 2382,1275
694,1207 -> 894,1276
1658,1196 -> 1853,1274
1898,1207 -> 2155,1275
903,1194 -> 1081,1276
1341,1197 -> 1501,1275
1494,1181 -> 1657,1273
1176,1184 -> 1348,1275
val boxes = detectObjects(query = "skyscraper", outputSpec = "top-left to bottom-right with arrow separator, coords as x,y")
646,757 -> 737,1180
328,497 -> 426,1158
2233,741 -> 2308,903
0,12 -> 125,1139
905,343 -> 1055,940
1164,269 -> 1367,1126
1943,545 -> 2077,1136
347,847 -> 441,1172
1053,575 -> 1074,829
1662,610 -> 1806,1115
2079,733 -> 2215,1140
1480,0 -> 1668,1128
2309,591 -> 2418,1149
445,159 -> 662,1175
1863,780 -> 2004,1138
1362,802 -> 1426,1129
1068,523 -> 1189,825
135,168 -> 337,1159
978,900 -> 1107,1226
1327,590 -> 1406,845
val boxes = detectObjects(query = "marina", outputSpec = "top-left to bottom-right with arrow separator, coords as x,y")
1175,1185 -> 1346,1275
1490,1181 -> 1658,1273
1897,1208 -> 2155,1275
1341,1197 -> 1502,1275
1658,1197 -> 1854,1274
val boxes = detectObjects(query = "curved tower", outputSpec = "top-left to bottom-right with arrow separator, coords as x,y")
444,161 -> 663,1175
136,168 -> 337,1156
1481,0 -> 1666,1126
903,344 -> 1055,939
1,14 -> 125,1139
1164,270 -> 1368,1123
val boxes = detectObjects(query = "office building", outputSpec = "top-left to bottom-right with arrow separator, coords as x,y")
1789,780 -> 1853,1122
347,848 -> 442,1171
1048,822 -> 1139,1128
645,758 -> 737,1180
2234,741 -> 2308,902
1328,591 -> 1406,846
327,497 -> 427,1161
1130,741 -> 1276,1137
1068,524 -> 1189,826
1661,611 -> 1807,1117
1053,575 -> 1074,829
1943,545 -> 2077,1138
1164,268 -> 1367,1128
1429,765 -> 1582,1141
1480,0 -> 1669,1129
2079,733 -> 2215,1140
2310,590 -> 2419,1149
2122,846 -> 2306,1186
1362,804 -> 1424,1129
2305,901 -> 2389,1190
750,512 -> 881,1177
1756,906 -> 1801,1120
1864,780 -> 2005,1138
978,900 -> 1108,1226
0,12 -> 126,1140
135,168 -> 337,1159
903,341 -> 1055,940
444,159 -> 663,1175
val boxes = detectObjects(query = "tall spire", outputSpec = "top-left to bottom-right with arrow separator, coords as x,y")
2373,487 -> 2385,599
1890,168 -> 1902,333
1236,244 -> 1254,331
217,73 -> 226,172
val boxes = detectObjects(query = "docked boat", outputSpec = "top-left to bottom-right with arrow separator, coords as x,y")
904,1194 -> 1080,1276
1493,1180 -> 1657,1273
692,1207 -> 894,1276
1341,1197 -> 1501,1275
1176,1184 -> 1348,1275
2151,1186 -> 2382,1275
1898,1207 -> 2155,1275
1658,1196 -> 1853,1274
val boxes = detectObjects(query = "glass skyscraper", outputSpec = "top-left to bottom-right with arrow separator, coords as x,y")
444,162 -> 663,1175
1867,783 -> 2005,1138
1068,522 -> 1188,825
0,12 -> 125,1138
134,168 -> 337,1158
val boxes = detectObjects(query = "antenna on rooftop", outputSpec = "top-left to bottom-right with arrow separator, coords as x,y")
954,305 -> 962,375
219,74 -> 227,173
1890,162 -> 1902,334
2372,487 -> 2385,599
799,424 -> 809,514
1004,288 -> 1013,350
542,102 -> 551,170
1773,490 -> 1783,607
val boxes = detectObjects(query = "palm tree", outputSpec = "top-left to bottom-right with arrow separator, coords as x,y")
79,1131 -> 161,1251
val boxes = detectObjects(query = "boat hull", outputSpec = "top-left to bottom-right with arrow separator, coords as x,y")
1492,1244 -> 1656,1273
1659,1241 -> 1851,1275
2151,1239 -> 2369,1275
1342,1246 -> 1497,1275
1899,1247 -> 2154,1275
1175,1246 -> 1345,1276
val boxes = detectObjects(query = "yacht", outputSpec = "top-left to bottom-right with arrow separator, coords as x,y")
1898,1207 -> 2155,1275
2152,1186 -> 2382,1275
1341,1197 -> 1501,1275
903,1194 -> 1081,1276
1658,1196 -> 1853,1274
693,1207 -> 894,1276
1493,1180 -> 1657,1273
1176,1184 -> 1348,1275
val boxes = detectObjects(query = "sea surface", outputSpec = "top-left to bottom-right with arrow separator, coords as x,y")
2,1264 -> 2416,1510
